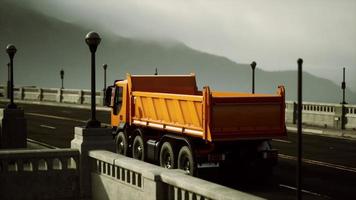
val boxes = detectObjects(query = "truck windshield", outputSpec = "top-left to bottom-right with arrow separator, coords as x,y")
115,86 -> 123,114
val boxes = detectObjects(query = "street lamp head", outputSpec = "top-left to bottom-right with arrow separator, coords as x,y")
103,64 -> 108,70
6,44 -> 17,59
85,31 -> 101,53
60,69 -> 64,78
250,61 -> 256,70
297,58 -> 303,65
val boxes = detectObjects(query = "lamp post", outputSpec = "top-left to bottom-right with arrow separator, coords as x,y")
102,64 -> 107,106
341,67 -> 347,105
341,67 -> 347,130
7,63 -> 11,99
297,58 -> 303,200
103,64 -> 107,91
250,61 -> 256,94
6,44 -> 17,109
85,31 -> 101,128
60,69 -> 64,89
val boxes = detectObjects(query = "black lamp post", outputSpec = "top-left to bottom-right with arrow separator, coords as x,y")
85,31 -> 101,128
60,69 -> 64,89
7,63 -> 11,99
296,58 -> 303,200
103,64 -> 107,91
250,61 -> 256,94
341,67 -> 347,105
341,67 -> 347,130
6,44 -> 17,109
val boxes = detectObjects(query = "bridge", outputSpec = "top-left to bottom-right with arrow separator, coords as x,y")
1,85 -> 356,199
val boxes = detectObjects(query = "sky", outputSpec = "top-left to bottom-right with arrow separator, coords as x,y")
28,0 -> 356,91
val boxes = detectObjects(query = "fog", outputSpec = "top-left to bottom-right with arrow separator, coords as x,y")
25,0 -> 356,91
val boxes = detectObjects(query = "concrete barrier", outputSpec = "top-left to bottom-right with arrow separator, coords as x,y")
0,85 -> 104,106
0,85 -> 5,98
286,101 -> 356,129
345,105 -> 356,129
89,150 -> 264,200
0,148 -> 80,200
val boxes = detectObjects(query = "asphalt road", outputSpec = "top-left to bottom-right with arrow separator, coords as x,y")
1,102 -> 356,200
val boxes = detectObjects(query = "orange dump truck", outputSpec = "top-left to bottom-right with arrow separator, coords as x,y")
105,74 -> 286,175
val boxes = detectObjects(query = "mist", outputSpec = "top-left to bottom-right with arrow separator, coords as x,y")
22,0 -> 356,92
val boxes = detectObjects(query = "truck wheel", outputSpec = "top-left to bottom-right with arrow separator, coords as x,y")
115,131 -> 128,156
178,146 -> 195,175
132,135 -> 145,161
160,142 -> 175,169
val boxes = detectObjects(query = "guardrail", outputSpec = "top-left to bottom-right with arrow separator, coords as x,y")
89,150 -> 263,200
0,148 -> 80,200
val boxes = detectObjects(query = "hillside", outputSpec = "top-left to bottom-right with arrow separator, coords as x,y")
0,0 -> 355,103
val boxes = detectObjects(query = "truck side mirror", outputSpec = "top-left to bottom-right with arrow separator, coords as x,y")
105,86 -> 114,107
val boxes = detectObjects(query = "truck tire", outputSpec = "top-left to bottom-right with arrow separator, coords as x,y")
178,146 -> 195,175
115,131 -> 128,156
132,135 -> 145,161
159,142 -> 175,169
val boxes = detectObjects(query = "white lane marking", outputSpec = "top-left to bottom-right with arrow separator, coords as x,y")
279,184 -> 329,198
272,139 -> 292,144
279,154 -> 356,173
27,112 -> 86,123
287,126 -> 323,134
40,124 -> 56,130
26,112 -> 111,126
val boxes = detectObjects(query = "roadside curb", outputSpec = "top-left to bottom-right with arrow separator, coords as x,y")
26,138 -> 58,149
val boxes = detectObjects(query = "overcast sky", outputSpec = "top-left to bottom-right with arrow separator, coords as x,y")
30,0 -> 356,90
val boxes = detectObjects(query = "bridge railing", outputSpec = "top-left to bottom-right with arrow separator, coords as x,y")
0,148 -> 80,200
0,85 -> 104,105
286,101 -> 356,129
89,150 -> 263,200
1,85 -> 355,129
0,85 -> 4,97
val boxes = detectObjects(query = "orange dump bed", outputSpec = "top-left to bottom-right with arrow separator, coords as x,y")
128,75 -> 286,142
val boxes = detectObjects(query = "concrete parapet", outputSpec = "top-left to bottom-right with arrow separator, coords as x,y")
62,89 -> 82,104
285,101 -> 356,130
89,150 -> 264,200
90,150 -> 166,200
0,85 -> 109,106
0,148 -> 80,200
346,105 -> 356,129
22,87 -> 41,101
71,127 -> 115,199
41,88 -> 58,102
57,88 -> 63,103
160,170 -> 263,200
0,85 -> 5,98
13,87 -> 21,100
0,108 -> 27,148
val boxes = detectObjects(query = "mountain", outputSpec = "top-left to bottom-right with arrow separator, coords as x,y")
0,0 -> 355,103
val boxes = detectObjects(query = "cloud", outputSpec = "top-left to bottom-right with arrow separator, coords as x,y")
26,0 -> 356,90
